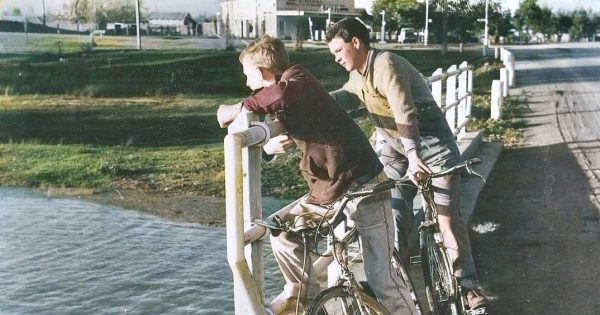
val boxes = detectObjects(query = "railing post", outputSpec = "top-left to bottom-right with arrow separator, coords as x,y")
491,80 -> 504,120
431,68 -> 443,107
457,61 -> 468,140
499,68 -> 509,97
225,112 -> 267,315
505,52 -> 516,87
467,67 -> 473,118
241,115 -> 265,303
445,65 -> 458,135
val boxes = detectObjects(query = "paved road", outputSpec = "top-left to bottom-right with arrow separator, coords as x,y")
471,43 -> 600,314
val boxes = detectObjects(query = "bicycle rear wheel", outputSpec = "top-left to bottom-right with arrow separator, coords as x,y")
306,286 -> 390,315
421,230 -> 461,315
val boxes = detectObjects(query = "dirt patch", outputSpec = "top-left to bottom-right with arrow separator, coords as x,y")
47,187 -> 227,226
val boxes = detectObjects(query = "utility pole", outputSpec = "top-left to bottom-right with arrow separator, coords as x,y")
417,0 -> 431,45
42,0 -> 47,32
477,0 -> 490,56
484,0 -> 489,56
379,10 -> 386,43
441,1 -> 448,56
135,0 -> 141,50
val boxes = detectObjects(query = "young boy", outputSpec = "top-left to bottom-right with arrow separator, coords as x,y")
217,35 -> 417,314
325,18 -> 489,310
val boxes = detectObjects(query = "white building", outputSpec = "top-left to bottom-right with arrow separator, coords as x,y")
219,0 -> 360,40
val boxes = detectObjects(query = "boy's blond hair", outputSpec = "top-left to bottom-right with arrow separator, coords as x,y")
239,35 -> 290,75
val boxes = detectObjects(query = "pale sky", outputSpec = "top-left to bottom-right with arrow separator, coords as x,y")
8,0 -> 600,17
5,0 -> 220,17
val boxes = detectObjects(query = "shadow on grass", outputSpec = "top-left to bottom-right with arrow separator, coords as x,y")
0,108 -> 226,146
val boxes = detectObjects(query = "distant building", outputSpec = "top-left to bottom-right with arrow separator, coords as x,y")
219,0 -> 359,40
148,12 -> 200,36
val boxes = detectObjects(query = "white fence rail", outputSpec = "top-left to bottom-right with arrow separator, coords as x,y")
225,61 -> 479,314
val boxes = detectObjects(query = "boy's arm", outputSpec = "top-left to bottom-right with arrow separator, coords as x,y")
376,55 -> 431,183
329,74 -> 362,112
243,82 -> 288,115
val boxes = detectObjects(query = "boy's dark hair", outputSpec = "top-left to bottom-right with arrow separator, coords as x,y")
325,18 -> 371,48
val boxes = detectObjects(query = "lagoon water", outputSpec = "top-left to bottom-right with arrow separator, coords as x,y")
0,188 -> 286,314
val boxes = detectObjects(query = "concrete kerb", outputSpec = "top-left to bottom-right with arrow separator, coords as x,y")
457,131 -> 503,222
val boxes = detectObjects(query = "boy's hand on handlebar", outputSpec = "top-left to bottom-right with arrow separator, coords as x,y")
406,150 -> 431,185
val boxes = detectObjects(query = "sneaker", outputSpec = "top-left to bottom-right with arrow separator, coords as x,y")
466,289 -> 489,310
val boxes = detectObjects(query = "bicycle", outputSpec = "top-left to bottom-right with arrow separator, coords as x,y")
258,158 -> 485,315
257,178 -> 422,315
398,158 -> 487,315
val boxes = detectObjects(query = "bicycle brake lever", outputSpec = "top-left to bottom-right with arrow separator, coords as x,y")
466,164 -> 486,183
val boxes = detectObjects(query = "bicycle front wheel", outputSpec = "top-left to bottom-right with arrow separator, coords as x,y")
422,230 -> 461,315
306,285 -> 390,315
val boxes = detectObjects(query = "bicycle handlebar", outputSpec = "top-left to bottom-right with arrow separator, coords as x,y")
255,158 -> 483,233
346,158 -> 482,198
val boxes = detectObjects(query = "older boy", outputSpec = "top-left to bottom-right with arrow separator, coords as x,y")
325,18 -> 489,310
217,35 -> 416,314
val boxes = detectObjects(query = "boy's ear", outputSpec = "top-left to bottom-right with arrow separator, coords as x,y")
259,67 -> 275,80
351,37 -> 362,49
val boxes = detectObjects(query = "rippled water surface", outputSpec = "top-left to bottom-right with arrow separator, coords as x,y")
0,188 -> 285,314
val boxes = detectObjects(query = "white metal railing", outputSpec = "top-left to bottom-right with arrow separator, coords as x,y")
424,61 -> 474,141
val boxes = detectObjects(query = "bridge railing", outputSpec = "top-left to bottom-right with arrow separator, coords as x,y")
425,61 -> 474,141
225,61 -> 477,314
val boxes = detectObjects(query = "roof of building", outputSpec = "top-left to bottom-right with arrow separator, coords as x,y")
148,12 -> 191,21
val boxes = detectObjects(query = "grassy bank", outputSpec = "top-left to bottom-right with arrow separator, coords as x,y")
0,37 -> 511,202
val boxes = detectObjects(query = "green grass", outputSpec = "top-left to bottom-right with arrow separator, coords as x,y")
0,38 -> 511,199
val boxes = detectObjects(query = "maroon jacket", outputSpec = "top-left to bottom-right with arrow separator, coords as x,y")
243,64 -> 382,204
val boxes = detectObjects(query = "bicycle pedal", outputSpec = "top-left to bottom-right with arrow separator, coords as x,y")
467,307 -> 488,315
409,255 -> 422,264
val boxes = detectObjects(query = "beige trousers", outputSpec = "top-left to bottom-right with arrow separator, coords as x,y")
269,171 -> 418,314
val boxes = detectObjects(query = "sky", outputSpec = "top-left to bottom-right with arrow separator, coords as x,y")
7,0 -> 600,17
5,0 -> 220,17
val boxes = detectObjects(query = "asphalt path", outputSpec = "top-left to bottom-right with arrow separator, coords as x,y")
471,42 -> 600,314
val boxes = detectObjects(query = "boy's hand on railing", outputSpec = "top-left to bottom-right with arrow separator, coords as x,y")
263,134 -> 296,155
217,102 -> 243,128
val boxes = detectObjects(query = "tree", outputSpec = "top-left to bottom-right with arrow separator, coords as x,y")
514,0 -> 547,41
556,11 -> 573,41
67,0 -> 92,32
373,0 -> 421,41
570,9 -> 596,41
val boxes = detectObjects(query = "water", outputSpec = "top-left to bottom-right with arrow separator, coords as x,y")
0,188 -> 286,314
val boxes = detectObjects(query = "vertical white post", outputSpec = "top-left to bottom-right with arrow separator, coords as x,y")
135,0 -> 141,50
483,0 -> 489,56
225,113 -> 267,315
467,68 -> 473,117
457,62 -> 468,139
491,80 -> 504,120
431,68 -> 443,107
504,52 -> 516,87
425,0 -> 430,45
494,46 -> 500,59
379,10 -> 386,43
445,65 -> 457,134
499,68 -> 509,97
242,114 -> 265,303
